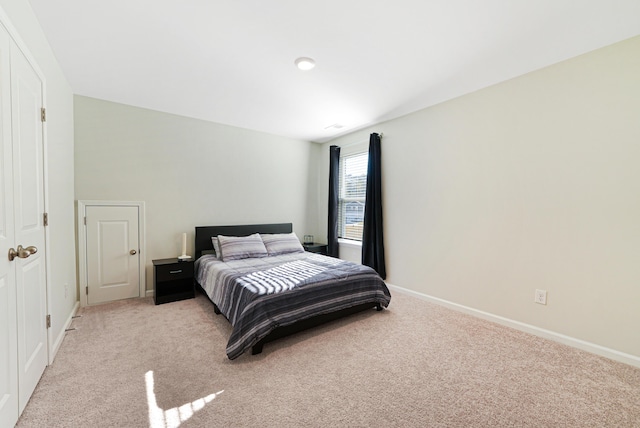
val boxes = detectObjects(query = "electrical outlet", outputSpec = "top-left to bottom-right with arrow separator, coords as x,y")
534,289 -> 547,305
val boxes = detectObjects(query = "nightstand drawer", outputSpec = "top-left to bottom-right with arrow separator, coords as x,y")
155,263 -> 193,281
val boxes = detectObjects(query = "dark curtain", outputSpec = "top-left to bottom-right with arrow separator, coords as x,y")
362,133 -> 386,278
327,145 -> 341,258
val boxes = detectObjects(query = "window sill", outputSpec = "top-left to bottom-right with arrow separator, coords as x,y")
338,238 -> 362,249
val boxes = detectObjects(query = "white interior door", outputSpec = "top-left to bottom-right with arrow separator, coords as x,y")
0,23 -> 18,428
10,40 -> 48,414
85,205 -> 140,304
0,27 -> 48,426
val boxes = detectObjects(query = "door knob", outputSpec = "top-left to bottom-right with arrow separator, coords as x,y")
130,249 -> 137,255
8,245 -> 37,261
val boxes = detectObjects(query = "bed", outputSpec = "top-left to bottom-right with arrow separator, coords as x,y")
194,223 -> 391,359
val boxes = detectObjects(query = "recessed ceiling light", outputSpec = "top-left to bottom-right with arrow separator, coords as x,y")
295,57 -> 315,71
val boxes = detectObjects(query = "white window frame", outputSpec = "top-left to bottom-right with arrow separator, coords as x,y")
338,149 -> 368,242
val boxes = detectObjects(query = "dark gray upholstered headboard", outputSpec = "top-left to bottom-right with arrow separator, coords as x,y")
195,223 -> 293,259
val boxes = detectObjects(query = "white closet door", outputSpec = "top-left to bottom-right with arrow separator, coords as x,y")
0,23 -> 18,428
10,41 -> 47,414
86,205 -> 140,304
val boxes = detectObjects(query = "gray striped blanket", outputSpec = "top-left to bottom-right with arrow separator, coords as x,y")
195,252 -> 391,359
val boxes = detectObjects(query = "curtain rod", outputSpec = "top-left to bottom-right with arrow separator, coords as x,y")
335,132 -> 383,148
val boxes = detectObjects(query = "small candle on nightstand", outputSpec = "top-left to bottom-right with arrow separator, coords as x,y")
178,232 -> 191,260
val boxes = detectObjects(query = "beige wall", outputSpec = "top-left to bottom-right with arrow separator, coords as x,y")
0,0 -> 77,356
74,96 -> 315,291
317,36 -> 640,359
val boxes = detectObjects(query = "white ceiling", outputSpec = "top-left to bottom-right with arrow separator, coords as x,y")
27,0 -> 640,143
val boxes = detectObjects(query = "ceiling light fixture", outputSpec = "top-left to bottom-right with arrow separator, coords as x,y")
324,123 -> 344,130
295,57 -> 316,71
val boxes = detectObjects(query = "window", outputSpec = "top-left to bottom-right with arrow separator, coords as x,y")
338,151 -> 368,241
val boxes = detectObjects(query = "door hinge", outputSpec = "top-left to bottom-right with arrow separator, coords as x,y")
43,212 -> 49,226
41,107 -> 46,122
84,216 -> 87,225
86,286 -> 88,295
46,314 -> 51,329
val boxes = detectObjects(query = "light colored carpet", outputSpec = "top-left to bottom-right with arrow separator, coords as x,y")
17,290 -> 640,427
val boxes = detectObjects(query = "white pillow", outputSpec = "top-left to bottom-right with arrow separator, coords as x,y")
211,237 -> 221,259
260,232 -> 305,256
218,233 -> 268,261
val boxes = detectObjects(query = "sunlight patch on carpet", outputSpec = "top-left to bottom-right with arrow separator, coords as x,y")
145,370 -> 223,428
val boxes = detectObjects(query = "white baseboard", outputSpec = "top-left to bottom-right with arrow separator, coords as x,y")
386,283 -> 640,369
146,289 -> 154,297
49,300 -> 80,364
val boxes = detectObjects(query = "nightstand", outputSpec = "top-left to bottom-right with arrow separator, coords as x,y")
153,258 -> 195,304
302,243 -> 328,255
